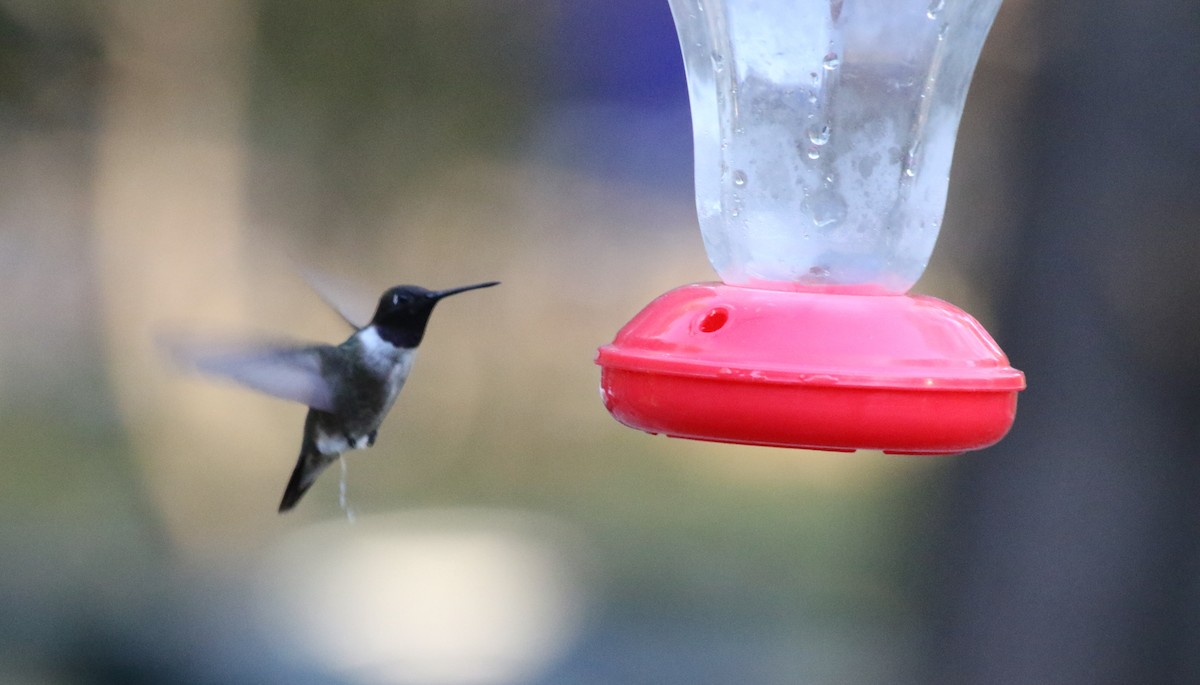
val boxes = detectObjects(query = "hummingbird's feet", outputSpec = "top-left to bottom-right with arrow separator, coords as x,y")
338,431 -> 374,453
341,430 -> 378,450
344,431 -> 370,450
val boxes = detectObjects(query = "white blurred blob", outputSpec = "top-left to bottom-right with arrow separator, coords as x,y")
256,509 -> 590,685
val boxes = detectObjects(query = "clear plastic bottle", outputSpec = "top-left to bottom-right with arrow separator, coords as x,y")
669,0 -> 1002,293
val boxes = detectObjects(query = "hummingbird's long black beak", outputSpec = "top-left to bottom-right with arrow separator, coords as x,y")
431,281 -> 500,300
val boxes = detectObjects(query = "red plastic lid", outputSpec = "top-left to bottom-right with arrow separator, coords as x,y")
596,283 -> 1025,454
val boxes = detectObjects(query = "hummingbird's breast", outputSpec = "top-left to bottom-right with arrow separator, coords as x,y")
312,326 -> 415,446
356,325 -> 413,377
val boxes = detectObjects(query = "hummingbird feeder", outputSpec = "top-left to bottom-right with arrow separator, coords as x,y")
596,0 -> 1025,454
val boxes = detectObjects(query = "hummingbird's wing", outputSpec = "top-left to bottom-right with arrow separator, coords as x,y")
166,339 -> 340,413
295,264 -> 374,330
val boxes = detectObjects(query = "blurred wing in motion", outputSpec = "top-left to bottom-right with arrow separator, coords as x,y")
165,338 -> 339,413
293,262 -> 374,331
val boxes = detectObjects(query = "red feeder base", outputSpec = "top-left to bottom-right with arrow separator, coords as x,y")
595,283 -> 1025,454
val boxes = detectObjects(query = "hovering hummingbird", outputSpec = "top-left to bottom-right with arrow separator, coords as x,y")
171,280 -> 500,512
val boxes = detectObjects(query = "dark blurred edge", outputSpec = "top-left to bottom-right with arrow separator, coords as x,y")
926,1 -> 1200,683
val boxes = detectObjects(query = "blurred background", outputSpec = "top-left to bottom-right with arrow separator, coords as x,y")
1,1 -> 1197,683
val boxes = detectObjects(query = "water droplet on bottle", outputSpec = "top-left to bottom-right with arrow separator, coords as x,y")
807,147 -> 821,160
822,52 -> 841,70
732,169 -> 748,187
902,152 -> 918,177
808,125 -> 831,145
937,22 -> 950,40
711,51 -> 725,69
926,0 -> 945,18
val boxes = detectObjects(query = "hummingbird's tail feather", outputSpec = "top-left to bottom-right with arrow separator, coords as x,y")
279,445 -> 334,513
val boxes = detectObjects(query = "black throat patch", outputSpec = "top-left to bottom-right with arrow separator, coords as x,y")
373,322 -> 426,349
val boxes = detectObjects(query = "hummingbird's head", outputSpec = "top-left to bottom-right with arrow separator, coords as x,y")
370,281 -> 499,347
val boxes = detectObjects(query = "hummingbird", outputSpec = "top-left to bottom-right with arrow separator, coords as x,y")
171,280 -> 500,512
